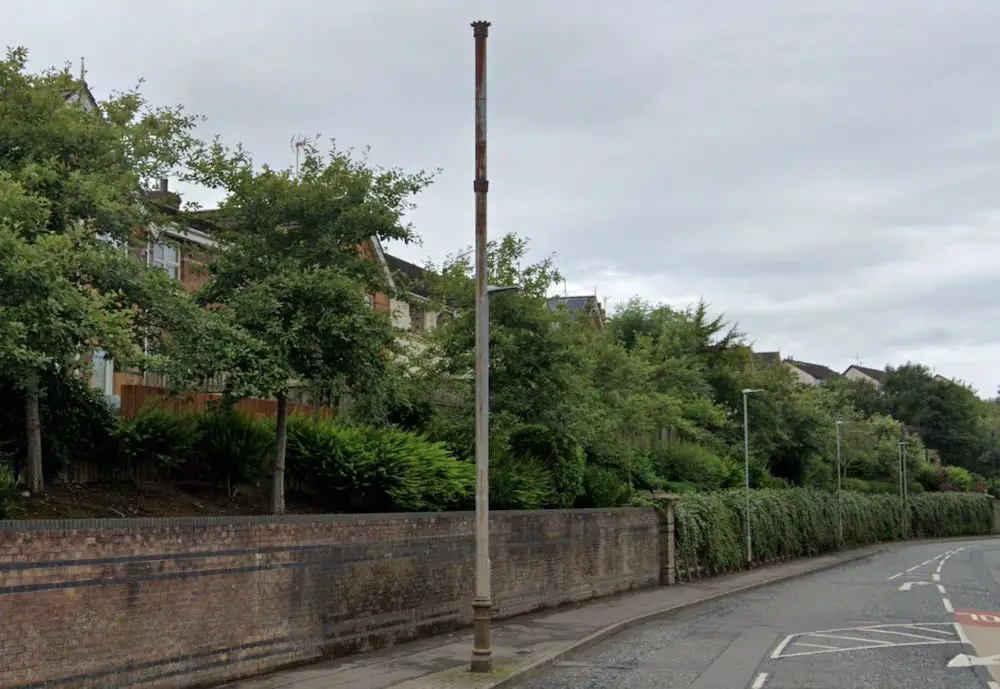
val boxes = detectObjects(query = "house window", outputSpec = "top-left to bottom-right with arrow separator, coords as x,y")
151,241 -> 180,280
364,295 -> 374,308
91,349 -> 114,395
410,303 -> 425,335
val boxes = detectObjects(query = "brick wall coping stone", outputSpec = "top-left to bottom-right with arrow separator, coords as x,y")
0,507 -> 655,532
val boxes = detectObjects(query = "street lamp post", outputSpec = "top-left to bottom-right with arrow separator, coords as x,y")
835,421 -> 845,545
898,440 -> 909,538
471,19 -> 493,674
742,388 -> 763,567
470,282 -> 519,675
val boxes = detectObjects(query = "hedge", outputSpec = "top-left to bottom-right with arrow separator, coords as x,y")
673,488 -> 993,577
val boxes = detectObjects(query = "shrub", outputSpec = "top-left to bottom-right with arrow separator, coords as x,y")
942,465 -> 975,492
189,411 -> 274,494
915,464 -> 943,492
286,417 -> 473,512
0,370 -> 117,478
115,409 -> 199,473
508,423 -> 586,508
673,488 -> 992,577
0,462 -> 13,518
908,492 -> 993,538
490,451 -> 553,510
652,442 -> 734,490
578,465 -> 630,508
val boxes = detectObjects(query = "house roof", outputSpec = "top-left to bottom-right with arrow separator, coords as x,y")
62,79 -> 99,113
546,295 -> 606,329
786,359 -> 839,381
844,364 -> 887,383
751,351 -> 781,367
384,253 -> 430,297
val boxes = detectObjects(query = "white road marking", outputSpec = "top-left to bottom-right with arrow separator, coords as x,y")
779,639 -> 961,658
954,622 -> 971,646
933,573 -> 941,582
948,652 -> 1000,667
751,672 -> 769,689
937,584 -> 947,594
887,572 -> 904,581
943,598 -> 955,613
907,625 -> 956,636
906,564 -> 922,572
872,628 -> 953,641
809,632 -> 895,645
771,623 -> 962,659
770,635 -> 793,660
899,581 -> 934,591
921,560 -> 932,566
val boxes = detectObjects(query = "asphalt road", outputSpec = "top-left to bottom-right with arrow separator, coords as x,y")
520,538 -> 1000,689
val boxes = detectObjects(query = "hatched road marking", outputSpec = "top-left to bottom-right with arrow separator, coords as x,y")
771,623 -> 962,659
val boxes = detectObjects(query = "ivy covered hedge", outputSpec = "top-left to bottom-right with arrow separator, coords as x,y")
673,489 -> 993,577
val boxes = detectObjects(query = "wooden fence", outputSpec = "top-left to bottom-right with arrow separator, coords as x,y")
120,385 -> 335,421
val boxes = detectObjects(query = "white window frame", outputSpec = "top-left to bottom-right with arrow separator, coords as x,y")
91,349 -> 114,396
149,239 -> 181,280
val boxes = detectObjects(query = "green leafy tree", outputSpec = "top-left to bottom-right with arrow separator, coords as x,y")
883,364 -> 989,471
0,48 -> 204,493
422,233 -> 599,506
184,139 -> 434,513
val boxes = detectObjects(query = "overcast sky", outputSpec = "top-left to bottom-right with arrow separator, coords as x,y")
8,0 -> 1000,395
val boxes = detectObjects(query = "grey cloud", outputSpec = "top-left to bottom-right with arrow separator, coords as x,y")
6,0 -> 1000,391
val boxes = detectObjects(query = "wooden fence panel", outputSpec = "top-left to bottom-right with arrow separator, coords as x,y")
120,384 -> 335,421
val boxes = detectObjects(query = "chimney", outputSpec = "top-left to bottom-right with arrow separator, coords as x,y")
147,177 -> 181,210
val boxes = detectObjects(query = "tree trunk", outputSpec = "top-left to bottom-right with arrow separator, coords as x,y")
24,373 -> 43,495
271,391 -> 288,515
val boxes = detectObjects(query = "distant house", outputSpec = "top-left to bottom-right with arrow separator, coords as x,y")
843,364 -> 887,388
750,351 -> 782,371
382,253 -> 448,338
545,295 -> 606,330
784,359 -> 839,386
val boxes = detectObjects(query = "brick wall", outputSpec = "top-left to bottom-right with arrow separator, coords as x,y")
0,508 -> 659,689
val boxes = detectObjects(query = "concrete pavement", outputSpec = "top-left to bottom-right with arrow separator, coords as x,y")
217,545 -> 886,689
521,537 -> 1000,688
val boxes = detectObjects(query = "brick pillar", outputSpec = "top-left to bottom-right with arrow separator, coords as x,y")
654,493 -> 680,586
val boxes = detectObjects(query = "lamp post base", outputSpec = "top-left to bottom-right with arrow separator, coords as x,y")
470,599 -> 493,673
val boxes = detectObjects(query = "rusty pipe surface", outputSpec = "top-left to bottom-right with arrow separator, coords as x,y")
470,19 -> 493,675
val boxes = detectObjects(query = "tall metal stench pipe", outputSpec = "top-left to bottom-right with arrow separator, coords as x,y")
470,19 -> 493,675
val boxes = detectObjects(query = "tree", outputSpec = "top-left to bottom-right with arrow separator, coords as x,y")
883,364 -> 988,471
421,233 -> 602,506
184,139 -> 434,513
0,48 -> 203,493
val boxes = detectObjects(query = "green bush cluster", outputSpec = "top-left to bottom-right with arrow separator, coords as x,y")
116,408 -> 474,512
285,416 -> 473,512
115,408 -> 274,493
0,371 -> 117,479
0,461 -> 14,518
908,492 -> 993,538
673,488 -> 993,577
